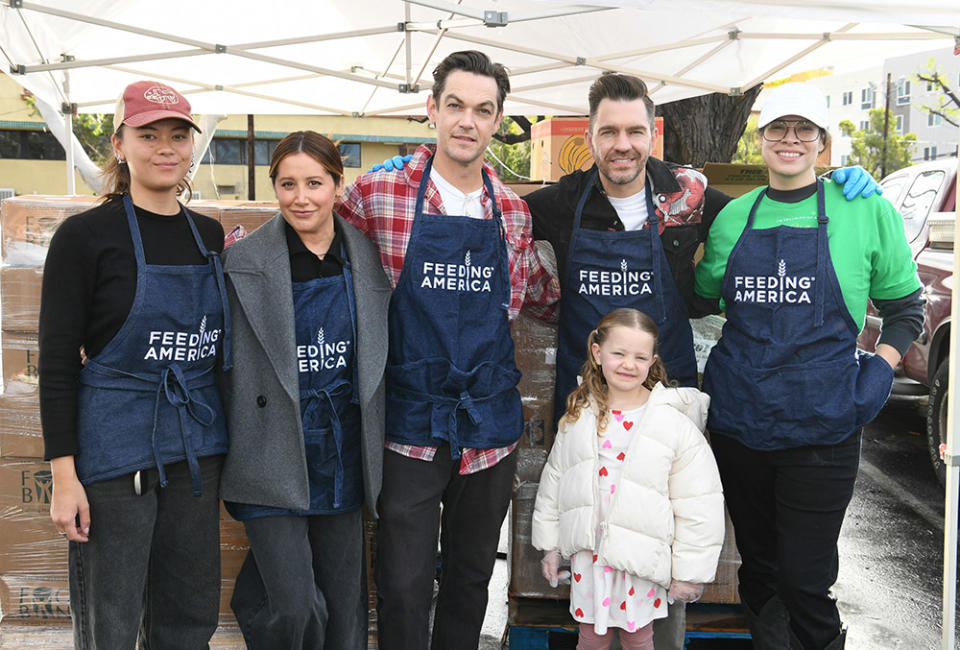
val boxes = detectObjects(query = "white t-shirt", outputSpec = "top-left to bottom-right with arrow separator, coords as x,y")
430,167 -> 485,220
606,188 -> 649,232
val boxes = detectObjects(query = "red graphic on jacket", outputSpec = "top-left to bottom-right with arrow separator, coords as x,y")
652,167 -> 706,233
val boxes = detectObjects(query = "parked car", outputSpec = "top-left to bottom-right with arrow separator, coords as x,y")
857,158 -> 957,484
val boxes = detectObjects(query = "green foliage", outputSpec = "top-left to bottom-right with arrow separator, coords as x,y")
732,114 -> 763,164
486,116 -> 532,181
838,108 -> 916,178
913,59 -> 960,129
23,94 -> 114,166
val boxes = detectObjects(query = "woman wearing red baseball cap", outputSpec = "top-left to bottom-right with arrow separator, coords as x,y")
40,80 -> 229,648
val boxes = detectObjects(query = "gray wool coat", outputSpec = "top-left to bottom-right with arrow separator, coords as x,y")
219,214 -> 390,516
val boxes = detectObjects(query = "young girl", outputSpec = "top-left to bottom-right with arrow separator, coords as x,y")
532,308 -> 724,650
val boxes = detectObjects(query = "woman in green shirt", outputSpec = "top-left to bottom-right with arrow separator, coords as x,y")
694,82 -> 922,650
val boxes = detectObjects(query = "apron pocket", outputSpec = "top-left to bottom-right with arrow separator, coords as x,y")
705,353 -> 859,448
853,352 -> 894,428
75,384 -> 153,478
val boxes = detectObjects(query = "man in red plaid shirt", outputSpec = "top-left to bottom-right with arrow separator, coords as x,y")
337,50 -> 559,649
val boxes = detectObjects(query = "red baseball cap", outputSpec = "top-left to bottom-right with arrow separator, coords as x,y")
113,81 -> 201,134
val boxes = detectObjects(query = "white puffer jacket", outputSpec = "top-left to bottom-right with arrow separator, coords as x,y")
532,384 -> 724,588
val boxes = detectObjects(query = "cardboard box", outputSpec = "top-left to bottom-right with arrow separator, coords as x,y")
1,195 -> 97,267
1,266 -> 43,332
530,118 -> 592,183
529,117 -> 664,182
0,391 -> 42,459
0,511 -> 66,577
702,163 -> 836,199
0,576 -> 71,624
0,459 -> 52,514
2,331 -> 39,391
217,202 -> 277,239
512,312 -> 558,451
700,508 -> 740,604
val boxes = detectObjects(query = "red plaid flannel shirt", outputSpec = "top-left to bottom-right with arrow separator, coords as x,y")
336,144 -> 558,474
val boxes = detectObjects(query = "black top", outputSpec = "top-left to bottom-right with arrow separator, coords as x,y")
39,197 -> 225,460
284,219 -> 345,282
525,157 -> 732,318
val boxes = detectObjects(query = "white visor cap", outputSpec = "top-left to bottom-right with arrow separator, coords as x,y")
758,83 -> 829,129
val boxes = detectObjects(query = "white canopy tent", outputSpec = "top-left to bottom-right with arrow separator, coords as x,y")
2,0 -> 960,646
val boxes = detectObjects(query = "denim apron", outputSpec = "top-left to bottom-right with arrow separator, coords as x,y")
385,157 -> 523,457
75,195 -> 231,495
227,244 -> 362,520
702,181 -> 893,450
554,171 -> 698,423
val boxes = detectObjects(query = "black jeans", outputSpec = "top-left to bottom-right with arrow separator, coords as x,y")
375,445 -> 517,650
711,432 -> 861,650
231,510 -> 366,650
69,456 -> 223,650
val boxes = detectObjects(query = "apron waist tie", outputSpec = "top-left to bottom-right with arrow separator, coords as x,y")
436,391 -> 483,459
303,380 -> 352,509
153,364 -> 216,495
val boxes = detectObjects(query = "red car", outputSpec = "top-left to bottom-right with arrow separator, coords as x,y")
857,159 -> 958,484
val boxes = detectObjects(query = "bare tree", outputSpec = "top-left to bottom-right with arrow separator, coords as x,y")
914,65 -> 960,129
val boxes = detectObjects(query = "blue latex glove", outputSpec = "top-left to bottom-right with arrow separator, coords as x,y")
831,166 -> 883,200
369,154 -> 413,173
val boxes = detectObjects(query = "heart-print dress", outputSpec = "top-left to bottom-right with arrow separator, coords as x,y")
568,404 -> 668,634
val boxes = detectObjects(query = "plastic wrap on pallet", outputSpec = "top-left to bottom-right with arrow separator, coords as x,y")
1,195 -> 98,267
512,311 -> 558,451
0,391 -> 42,459
2,331 -> 39,394
1,266 -> 42,333
699,509 -> 740,604
510,462 -> 569,600
0,575 -> 71,625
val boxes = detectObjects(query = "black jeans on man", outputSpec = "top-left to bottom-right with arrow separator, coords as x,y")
711,431 -> 861,650
376,445 -> 517,650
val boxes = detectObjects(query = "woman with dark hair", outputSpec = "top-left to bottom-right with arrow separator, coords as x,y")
40,80 -> 229,648
695,82 -> 923,649
220,130 -> 389,649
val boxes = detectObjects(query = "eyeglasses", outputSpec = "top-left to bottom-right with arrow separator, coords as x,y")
761,120 -> 822,142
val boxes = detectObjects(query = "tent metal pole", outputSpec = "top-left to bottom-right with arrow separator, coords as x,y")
63,70 -> 75,195
742,23 -> 857,92
941,152 -> 960,650
404,1 -> 413,89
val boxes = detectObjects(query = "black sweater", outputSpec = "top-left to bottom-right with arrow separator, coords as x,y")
39,197 -> 224,460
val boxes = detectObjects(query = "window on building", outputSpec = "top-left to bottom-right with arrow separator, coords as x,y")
841,91 -> 853,106
931,146 -> 937,159
840,154 -> 849,165
923,147 -> 931,160
825,95 -> 830,108
895,115 -> 904,134
928,112 -> 943,127
0,129 -> 65,160
859,120 -> 870,131
896,78 -> 910,105
860,87 -> 873,109
926,80 -> 935,92
337,143 -> 361,168
200,137 -> 280,165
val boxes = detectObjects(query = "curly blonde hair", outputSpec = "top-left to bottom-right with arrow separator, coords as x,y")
560,308 -> 670,433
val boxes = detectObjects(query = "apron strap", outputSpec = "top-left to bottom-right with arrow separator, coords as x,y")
814,179 -> 828,327
644,184 -> 667,323
206,250 -> 232,371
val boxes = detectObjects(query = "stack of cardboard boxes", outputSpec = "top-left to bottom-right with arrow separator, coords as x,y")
0,195 -> 274,631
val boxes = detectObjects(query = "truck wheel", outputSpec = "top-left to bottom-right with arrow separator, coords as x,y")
927,358 -> 949,486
